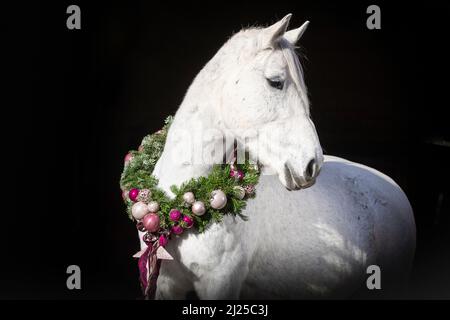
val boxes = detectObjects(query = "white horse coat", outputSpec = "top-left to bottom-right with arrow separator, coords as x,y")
139,14 -> 416,299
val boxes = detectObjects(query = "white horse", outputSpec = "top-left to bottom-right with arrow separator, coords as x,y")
140,14 -> 416,299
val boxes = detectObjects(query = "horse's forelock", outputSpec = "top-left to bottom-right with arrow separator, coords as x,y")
278,39 -> 309,109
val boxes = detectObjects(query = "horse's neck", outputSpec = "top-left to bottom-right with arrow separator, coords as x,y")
152,122 -> 211,195
152,46 -> 236,195
152,87 -> 219,195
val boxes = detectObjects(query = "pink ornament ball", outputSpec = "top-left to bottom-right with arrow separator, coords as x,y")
183,192 -> 195,204
192,201 -> 206,216
171,225 -> 183,235
230,169 -> 244,180
142,213 -> 160,233
147,201 -> 160,213
182,215 -> 194,229
129,188 -> 140,202
124,153 -> 133,164
210,189 -> 227,209
169,209 -> 182,222
131,201 -> 149,220
159,235 -> 168,247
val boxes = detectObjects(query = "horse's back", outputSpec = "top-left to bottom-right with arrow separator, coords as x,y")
241,155 -> 415,298
321,156 -> 416,277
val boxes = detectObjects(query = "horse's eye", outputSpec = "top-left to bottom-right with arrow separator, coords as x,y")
267,78 -> 284,90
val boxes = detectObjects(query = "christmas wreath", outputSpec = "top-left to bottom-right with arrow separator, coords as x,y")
119,116 -> 260,298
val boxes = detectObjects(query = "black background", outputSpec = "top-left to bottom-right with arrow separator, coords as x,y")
3,1 -> 449,299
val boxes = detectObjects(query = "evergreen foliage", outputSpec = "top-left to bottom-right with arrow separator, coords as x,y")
120,116 -> 260,233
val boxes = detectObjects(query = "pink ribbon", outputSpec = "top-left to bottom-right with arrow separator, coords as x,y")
138,241 -> 161,299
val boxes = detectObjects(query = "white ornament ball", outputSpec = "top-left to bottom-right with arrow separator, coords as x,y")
183,192 -> 195,204
147,201 -> 160,213
233,186 -> 246,200
192,201 -> 206,216
210,189 -> 227,209
131,201 -> 150,220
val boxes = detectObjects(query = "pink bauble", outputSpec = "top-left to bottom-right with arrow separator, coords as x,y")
171,225 -> 183,235
142,213 -> 160,233
169,209 -> 182,222
237,170 -> 245,180
159,235 -> 168,247
182,215 -> 194,228
192,201 -> 206,216
124,153 -> 133,164
131,201 -> 149,220
128,188 -> 139,202
147,201 -> 159,213
230,170 -> 237,178
183,192 -> 195,204
210,189 -> 227,209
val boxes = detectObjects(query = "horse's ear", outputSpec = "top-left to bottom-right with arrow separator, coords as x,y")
261,14 -> 292,48
284,21 -> 309,45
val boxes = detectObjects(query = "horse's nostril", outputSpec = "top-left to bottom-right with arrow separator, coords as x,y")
305,158 -> 316,181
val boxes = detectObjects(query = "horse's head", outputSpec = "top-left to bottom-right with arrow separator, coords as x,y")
216,14 -> 323,190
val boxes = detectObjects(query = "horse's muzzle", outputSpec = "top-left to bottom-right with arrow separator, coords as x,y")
283,158 -> 320,190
